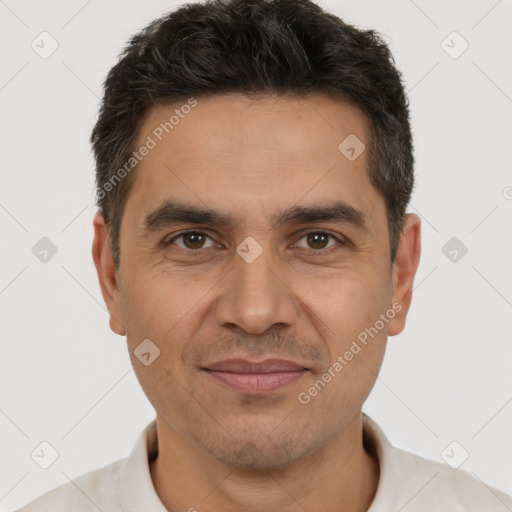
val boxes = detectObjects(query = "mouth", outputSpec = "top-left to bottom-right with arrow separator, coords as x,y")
202,358 -> 309,394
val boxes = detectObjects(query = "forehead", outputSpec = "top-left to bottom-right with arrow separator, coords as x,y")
124,93 -> 383,228
138,93 -> 369,166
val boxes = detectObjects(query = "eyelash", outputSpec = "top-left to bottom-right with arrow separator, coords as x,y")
164,230 -> 348,256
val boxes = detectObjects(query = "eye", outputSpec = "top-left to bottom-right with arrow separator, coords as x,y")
294,231 -> 344,252
164,230 -> 346,254
166,231 -> 217,250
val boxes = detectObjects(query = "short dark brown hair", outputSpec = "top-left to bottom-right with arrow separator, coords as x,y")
90,0 -> 414,268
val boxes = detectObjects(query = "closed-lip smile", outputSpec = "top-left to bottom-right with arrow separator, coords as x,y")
203,358 -> 308,394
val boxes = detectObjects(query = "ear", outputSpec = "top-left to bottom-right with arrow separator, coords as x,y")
387,213 -> 421,336
91,211 -> 126,336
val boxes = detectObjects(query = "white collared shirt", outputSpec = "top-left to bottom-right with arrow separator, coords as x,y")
16,414 -> 512,511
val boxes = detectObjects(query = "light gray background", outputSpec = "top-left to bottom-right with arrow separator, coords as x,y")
1,0 -> 511,509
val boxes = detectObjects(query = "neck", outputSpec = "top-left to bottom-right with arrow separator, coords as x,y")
149,413 -> 380,512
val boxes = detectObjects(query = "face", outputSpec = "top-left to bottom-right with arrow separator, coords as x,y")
93,93 -> 420,470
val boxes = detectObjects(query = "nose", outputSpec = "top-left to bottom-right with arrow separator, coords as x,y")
213,246 -> 300,335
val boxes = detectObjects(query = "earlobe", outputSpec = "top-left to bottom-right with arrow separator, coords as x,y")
92,211 -> 126,336
109,316 -> 126,336
387,213 -> 421,337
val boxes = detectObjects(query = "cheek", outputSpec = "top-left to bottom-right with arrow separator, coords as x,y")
300,269 -> 390,391
122,269 -> 196,328
120,269 -> 216,374
302,268 -> 388,332
119,272 -> 197,414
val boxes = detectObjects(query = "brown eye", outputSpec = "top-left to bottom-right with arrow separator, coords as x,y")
306,232 -> 330,249
295,231 -> 340,251
182,232 -> 206,249
167,231 -> 215,250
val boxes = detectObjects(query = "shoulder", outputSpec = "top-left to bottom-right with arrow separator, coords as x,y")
394,446 -> 512,510
363,415 -> 512,511
15,458 -> 124,512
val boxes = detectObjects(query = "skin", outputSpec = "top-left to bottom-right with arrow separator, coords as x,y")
92,93 -> 421,512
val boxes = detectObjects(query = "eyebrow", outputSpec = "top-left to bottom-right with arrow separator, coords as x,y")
142,199 -> 367,233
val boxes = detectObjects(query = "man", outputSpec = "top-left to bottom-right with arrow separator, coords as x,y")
17,0 -> 512,510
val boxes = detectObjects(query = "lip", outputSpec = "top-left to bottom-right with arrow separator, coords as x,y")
203,358 -> 308,394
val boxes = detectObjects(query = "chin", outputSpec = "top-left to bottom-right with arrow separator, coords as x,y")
200,427 -> 319,472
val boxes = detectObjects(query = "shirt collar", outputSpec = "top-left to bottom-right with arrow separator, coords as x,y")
119,419 -> 167,511
362,413 -> 400,510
